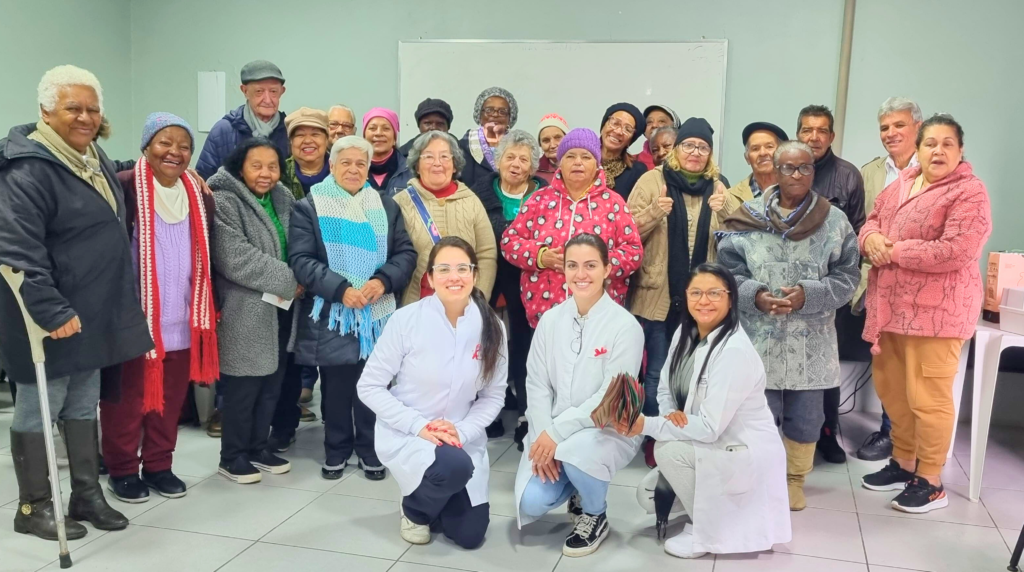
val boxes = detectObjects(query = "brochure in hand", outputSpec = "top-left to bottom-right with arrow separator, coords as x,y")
590,372 -> 644,431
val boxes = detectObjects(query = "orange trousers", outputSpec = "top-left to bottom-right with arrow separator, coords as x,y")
872,332 -> 964,476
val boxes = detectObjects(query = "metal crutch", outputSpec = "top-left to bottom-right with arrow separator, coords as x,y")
2,265 -> 73,568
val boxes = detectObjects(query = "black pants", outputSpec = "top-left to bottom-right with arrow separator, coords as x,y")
270,355 -> 304,441
402,445 -> 490,549
492,258 -> 534,417
321,361 -> 377,468
824,303 -> 873,434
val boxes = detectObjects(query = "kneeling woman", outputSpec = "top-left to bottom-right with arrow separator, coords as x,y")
513,233 -> 645,558
619,264 -> 790,559
357,237 -> 508,549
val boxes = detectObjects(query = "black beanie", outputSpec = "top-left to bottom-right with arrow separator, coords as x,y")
676,117 -> 715,148
414,98 -> 454,126
600,103 -> 646,146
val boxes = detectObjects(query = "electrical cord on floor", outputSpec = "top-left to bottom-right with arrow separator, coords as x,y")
838,366 -> 874,416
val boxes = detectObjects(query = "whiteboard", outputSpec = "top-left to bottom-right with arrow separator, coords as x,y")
399,41 -> 728,155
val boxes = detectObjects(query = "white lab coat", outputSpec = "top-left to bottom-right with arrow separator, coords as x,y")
642,324 -> 791,554
357,295 -> 508,506
514,293 -> 644,527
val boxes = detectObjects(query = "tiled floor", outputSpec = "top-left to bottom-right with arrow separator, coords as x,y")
0,388 -> 1021,572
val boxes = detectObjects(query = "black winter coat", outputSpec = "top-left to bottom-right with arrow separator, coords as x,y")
288,190 -> 417,366
457,131 -> 494,190
0,124 -> 153,383
609,160 -> 649,202
812,148 -> 866,233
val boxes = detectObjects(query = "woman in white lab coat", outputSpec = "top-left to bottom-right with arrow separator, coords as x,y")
357,236 -> 508,549
513,232 -> 645,558
616,263 -> 791,559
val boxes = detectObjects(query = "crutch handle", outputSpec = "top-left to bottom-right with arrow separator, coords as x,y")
0,265 -> 50,365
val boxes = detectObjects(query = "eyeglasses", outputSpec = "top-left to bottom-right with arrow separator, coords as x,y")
686,288 -> 730,302
432,263 -> 475,277
482,106 -> 510,117
679,142 -> 712,156
571,316 -> 587,356
605,118 -> 635,136
420,153 -> 453,165
329,122 -> 355,131
779,163 -> 815,177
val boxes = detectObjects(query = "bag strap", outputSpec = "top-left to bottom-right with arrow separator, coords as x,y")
406,185 -> 442,245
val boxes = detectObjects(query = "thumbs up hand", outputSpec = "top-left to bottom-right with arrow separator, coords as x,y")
656,184 -> 674,214
708,182 -> 727,212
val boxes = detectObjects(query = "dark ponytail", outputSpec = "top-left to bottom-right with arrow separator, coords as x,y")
426,236 -> 506,385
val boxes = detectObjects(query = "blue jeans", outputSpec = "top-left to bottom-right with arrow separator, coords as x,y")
520,462 -> 610,516
301,366 -> 319,391
638,318 -> 669,417
881,409 -> 892,433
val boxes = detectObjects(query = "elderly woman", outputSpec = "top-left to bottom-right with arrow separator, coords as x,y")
363,107 -> 412,196
858,115 -> 991,514
470,129 -> 547,446
209,137 -> 301,484
599,103 -> 648,200
395,131 -> 497,307
537,113 -> 568,184
282,107 -> 331,199
99,113 -> 218,504
637,105 -> 681,169
328,104 -> 357,146
648,127 -> 677,168
628,118 -> 739,464
459,87 -> 518,188
289,136 -> 416,480
717,141 -> 859,511
501,128 -> 643,329
0,64 -> 147,540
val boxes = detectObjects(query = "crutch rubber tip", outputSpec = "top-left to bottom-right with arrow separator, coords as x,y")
59,553 -> 73,568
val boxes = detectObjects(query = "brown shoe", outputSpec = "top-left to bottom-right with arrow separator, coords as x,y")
206,410 -> 222,438
299,388 -> 313,404
299,406 -> 317,423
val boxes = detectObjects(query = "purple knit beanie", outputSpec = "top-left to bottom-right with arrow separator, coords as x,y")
556,128 -> 602,165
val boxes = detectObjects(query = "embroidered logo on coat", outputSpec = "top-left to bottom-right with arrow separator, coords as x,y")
472,344 -> 481,360
594,347 -> 608,357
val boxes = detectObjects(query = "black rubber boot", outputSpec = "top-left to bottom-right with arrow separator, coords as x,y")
11,430 -> 88,541
63,420 -> 129,531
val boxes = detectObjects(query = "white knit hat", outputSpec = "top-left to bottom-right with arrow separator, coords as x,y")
536,113 -> 569,140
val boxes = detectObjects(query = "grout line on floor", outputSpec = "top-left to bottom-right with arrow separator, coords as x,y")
846,462 -> 873,569
210,539 -> 257,572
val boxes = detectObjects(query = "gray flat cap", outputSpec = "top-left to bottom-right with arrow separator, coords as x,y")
240,60 -> 285,84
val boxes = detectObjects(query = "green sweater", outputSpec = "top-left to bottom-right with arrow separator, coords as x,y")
255,192 -> 287,260
495,177 -> 544,221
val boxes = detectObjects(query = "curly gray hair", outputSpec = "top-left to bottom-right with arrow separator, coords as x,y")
329,135 -> 374,165
37,65 -> 104,117
407,131 -> 466,178
495,129 -> 541,175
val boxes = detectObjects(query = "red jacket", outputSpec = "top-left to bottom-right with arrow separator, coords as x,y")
859,161 -> 991,353
500,169 -> 643,327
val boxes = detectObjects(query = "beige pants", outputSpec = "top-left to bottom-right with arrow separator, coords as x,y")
872,332 -> 963,475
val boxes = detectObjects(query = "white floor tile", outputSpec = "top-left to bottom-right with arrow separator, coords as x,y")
325,466 -> 402,501
292,423 -> 326,451
484,469 -> 519,520
1001,527 -> 1022,553
813,454 -> 850,474
253,450 -> 344,493
608,451 -> 649,488
0,507 -> 108,572
773,507 -> 865,563
262,494 -> 410,560
217,542 -> 394,572
982,487 -> 1024,530
860,513 -> 1009,572
131,478 -> 319,540
0,447 -> 10,456
167,426 -> 223,479
803,468 -> 856,512
400,514 -> 564,572
35,524 -> 251,571
489,445 -> 521,474
553,529 -> 714,571
389,563 -> 477,572
715,551 -> 868,571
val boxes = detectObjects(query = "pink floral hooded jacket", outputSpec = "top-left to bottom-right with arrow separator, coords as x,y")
500,169 -> 643,327
859,161 -> 992,354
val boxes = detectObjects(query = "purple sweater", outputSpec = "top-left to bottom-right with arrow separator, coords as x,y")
133,214 -> 194,352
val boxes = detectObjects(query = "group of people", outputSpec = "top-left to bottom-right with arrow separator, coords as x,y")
0,58 -> 992,561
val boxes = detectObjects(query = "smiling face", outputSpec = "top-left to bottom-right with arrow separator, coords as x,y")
479,95 -> 511,128
644,109 -> 673,141
428,246 -> 477,306
418,137 -> 456,189
331,146 -> 370,193
144,126 -> 192,185
328,107 -> 356,144
498,144 -> 533,187
797,115 -> 835,160
601,111 -> 636,155
686,272 -> 731,331
364,117 -> 396,158
745,131 -> 779,176
241,146 -> 281,195
651,131 -> 676,166
539,126 -> 565,161
41,84 -> 102,153
241,79 -> 285,122
564,243 -> 611,303
558,148 -> 599,189
675,136 -> 711,172
289,125 -> 328,164
879,110 -> 920,160
917,124 -> 962,182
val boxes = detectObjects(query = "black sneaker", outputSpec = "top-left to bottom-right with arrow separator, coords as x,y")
856,431 -> 893,461
485,418 -> 505,439
268,433 -> 296,453
562,512 -> 609,557
817,427 -> 847,464
567,493 -> 583,524
861,459 -> 915,491
107,474 -> 150,504
321,464 -> 345,480
513,420 -> 529,452
892,477 -> 948,513
141,470 -> 187,499
359,458 -> 386,481
251,450 -> 291,474
219,456 -> 262,484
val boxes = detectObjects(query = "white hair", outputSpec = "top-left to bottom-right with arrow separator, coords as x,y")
330,135 -> 374,165
37,65 -> 104,117
877,97 -> 922,123
495,129 -> 542,174
329,104 -> 355,118
773,140 -> 814,166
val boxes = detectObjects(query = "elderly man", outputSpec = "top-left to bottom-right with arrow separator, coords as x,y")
796,104 -> 866,464
0,65 -> 153,540
328,104 -> 357,146
399,98 -> 454,157
728,121 -> 788,203
196,60 -> 289,179
850,97 -> 923,461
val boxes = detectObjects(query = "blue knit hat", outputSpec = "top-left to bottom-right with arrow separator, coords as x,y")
556,128 -> 602,164
140,112 -> 195,151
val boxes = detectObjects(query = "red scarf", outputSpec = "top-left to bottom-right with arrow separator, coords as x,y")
135,157 -> 218,414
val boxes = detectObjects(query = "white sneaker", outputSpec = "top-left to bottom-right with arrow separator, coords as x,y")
400,509 -> 430,545
664,523 -> 707,559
